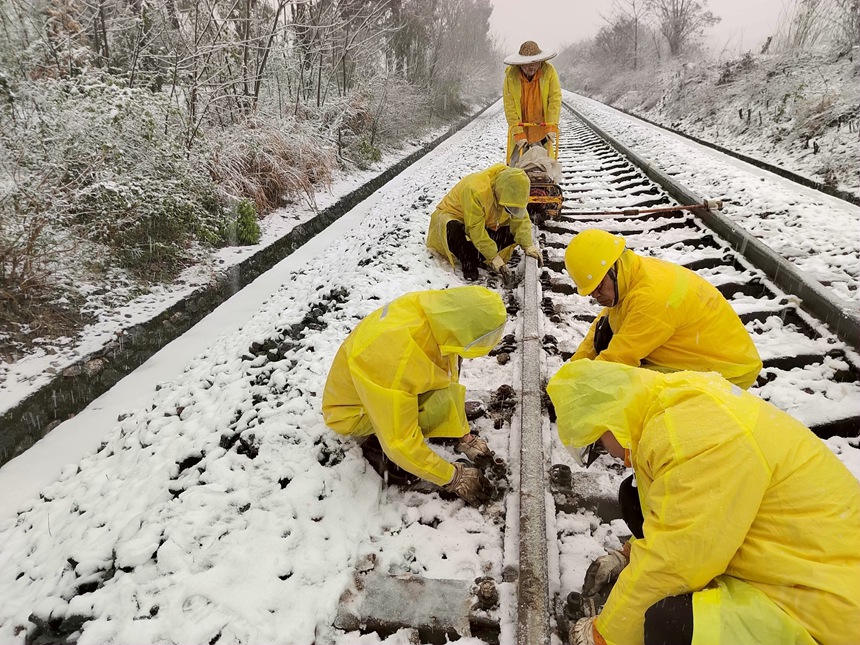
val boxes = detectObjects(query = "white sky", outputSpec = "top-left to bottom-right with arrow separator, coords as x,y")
489,0 -> 793,56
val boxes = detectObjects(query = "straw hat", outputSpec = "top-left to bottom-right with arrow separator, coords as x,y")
504,40 -> 557,66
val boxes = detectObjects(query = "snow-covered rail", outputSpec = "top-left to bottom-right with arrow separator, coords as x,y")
0,101 -> 858,645
531,106 -> 860,641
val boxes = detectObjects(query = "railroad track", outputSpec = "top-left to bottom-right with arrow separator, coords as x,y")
330,105 -> 860,643
2,102 -> 858,645
536,105 -> 860,644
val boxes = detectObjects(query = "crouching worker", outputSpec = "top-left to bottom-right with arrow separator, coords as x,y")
565,229 -> 762,389
322,287 -> 505,506
547,360 -> 860,645
426,163 -> 542,282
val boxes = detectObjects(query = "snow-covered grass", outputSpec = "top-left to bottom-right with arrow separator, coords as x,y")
573,48 -> 860,197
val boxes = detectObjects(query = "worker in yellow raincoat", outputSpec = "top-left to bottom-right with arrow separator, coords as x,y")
564,229 -> 762,389
548,360 -> 860,645
322,287 -> 505,505
426,163 -> 542,282
503,40 -> 562,164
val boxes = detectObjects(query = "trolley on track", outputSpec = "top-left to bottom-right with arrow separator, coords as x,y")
506,121 -> 563,225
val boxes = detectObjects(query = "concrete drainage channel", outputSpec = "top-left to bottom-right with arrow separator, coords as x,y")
0,103 -> 494,467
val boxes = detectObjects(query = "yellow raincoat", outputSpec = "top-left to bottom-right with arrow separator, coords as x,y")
503,62 -> 562,146
322,287 -> 506,486
426,163 -> 533,266
548,361 -> 860,645
571,249 -> 762,389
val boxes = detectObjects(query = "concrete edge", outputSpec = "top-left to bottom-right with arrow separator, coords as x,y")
517,253 -> 550,645
564,102 -> 860,354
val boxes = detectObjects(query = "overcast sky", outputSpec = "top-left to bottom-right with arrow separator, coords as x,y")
489,0 -> 794,57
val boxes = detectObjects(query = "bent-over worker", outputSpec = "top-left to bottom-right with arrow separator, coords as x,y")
426,163 -> 542,281
322,287 -> 505,505
565,228 -> 762,389
548,360 -> 860,645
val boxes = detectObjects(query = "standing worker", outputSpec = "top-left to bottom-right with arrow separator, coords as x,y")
548,360 -> 860,645
564,229 -> 762,389
426,163 -> 542,282
503,40 -> 562,164
322,287 -> 505,506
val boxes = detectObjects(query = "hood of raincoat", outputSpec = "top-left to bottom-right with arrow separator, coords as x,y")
417,286 -> 506,358
494,167 -> 530,209
547,360 -> 660,454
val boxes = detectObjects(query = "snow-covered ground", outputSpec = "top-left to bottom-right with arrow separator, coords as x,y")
0,124 -> 453,416
592,48 -> 860,198
1,99 -> 858,644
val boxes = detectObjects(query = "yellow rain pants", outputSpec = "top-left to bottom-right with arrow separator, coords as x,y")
426,163 -> 533,267
547,361 -> 860,645
571,249 -> 762,389
692,576 -> 816,645
322,287 -> 506,486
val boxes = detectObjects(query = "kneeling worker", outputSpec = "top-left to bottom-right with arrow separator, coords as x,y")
322,287 -> 504,506
564,228 -> 762,389
548,360 -> 860,645
426,163 -> 542,282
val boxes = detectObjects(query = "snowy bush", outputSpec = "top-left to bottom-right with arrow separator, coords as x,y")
221,199 -> 261,246
0,71 -> 228,282
207,116 -> 335,215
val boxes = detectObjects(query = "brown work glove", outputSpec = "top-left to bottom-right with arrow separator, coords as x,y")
582,548 -> 629,598
489,255 -> 510,282
454,433 -> 492,462
443,463 -> 493,506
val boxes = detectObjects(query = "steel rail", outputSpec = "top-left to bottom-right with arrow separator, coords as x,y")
564,102 -> 860,353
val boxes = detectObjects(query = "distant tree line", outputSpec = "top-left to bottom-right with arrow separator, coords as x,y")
556,0 -> 858,89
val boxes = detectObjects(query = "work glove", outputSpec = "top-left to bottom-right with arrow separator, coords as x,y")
514,137 -> 528,149
547,131 -> 557,144
443,462 -> 493,506
582,548 -> 629,598
524,245 -> 543,267
454,433 -> 492,462
489,255 -> 510,283
569,617 -> 601,645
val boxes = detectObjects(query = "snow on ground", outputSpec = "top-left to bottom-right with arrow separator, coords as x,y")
0,124 -> 451,417
1,99 -> 859,644
565,91 -> 860,308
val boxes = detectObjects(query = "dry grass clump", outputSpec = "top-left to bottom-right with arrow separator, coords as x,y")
209,119 -> 336,215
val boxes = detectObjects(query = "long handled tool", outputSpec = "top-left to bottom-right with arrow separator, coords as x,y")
568,199 -> 724,217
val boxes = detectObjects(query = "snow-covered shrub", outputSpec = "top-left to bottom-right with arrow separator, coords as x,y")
208,116 -> 334,214
0,71 -> 228,282
220,199 -> 261,246
72,174 -> 223,280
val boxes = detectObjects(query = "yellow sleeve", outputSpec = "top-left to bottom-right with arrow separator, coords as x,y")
596,395 -> 770,645
509,211 -> 534,249
545,65 -> 562,125
462,185 -> 498,261
349,335 -> 456,486
503,71 -> 525,140
596,294 -> 674,367
570,317 -> 599,361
